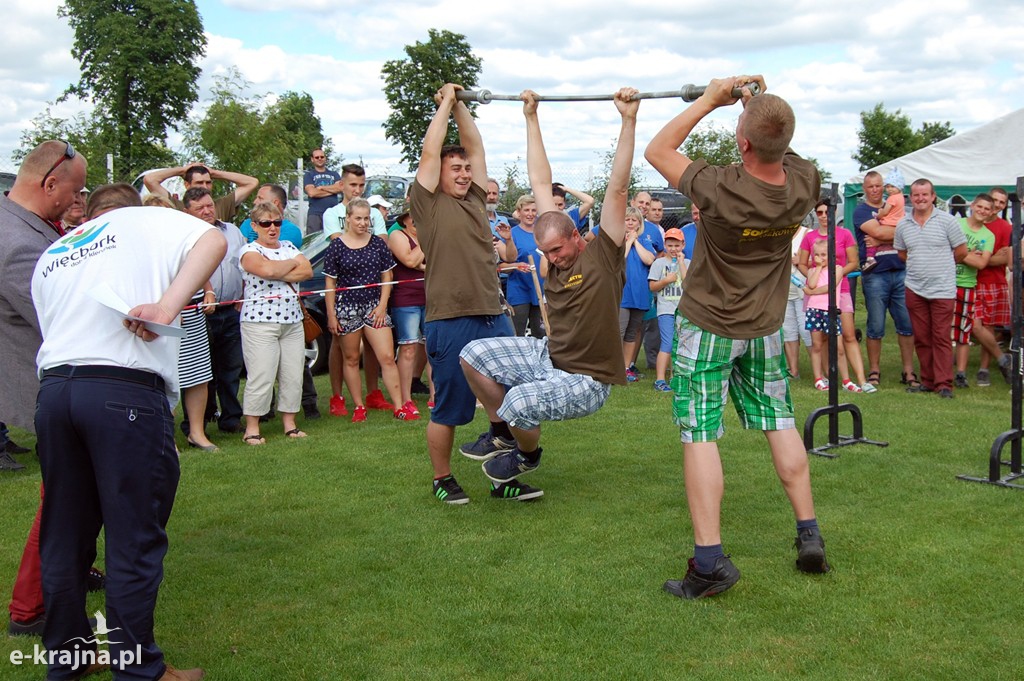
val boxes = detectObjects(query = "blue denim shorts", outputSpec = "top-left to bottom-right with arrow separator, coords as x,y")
425,314 -> 514,426
391,305 -> 426,345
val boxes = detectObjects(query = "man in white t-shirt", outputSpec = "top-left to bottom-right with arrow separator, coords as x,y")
32,184 -> 224,681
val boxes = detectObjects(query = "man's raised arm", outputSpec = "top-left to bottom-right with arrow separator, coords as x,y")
452,89 -> 487,190
211,168 -> 259,207
416,83 -> 460,193
521,90 -> 557,215
601,88 -> 641,248
142,166 -> 184,198
646,75 -> 766,188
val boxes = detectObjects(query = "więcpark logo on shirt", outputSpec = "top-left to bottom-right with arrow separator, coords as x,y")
40,222 -> 116,277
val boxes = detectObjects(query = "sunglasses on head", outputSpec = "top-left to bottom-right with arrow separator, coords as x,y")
40,141 -> 76,188
257,219 -> 283,227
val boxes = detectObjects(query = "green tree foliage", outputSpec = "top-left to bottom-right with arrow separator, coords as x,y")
805,156 -> 832,184
185,69 -> 333,192
381,29 -> 483,170
58,0 -> 206,181
587,141 -> 643,223
682,123 -> 741,167
853,103 -> 955,170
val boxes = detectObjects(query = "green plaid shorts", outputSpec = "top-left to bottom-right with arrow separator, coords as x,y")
671,314 -> 794,443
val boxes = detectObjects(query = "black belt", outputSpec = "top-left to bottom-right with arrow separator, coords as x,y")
41,364 -> 166,393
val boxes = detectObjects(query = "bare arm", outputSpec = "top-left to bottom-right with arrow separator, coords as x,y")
646,75 -> 765,188
141,166 -> 185,198
416,84 -> 460,193
522,90 -> 557,215
632,237 -> 657,266
211,168 -> 259,207
305,181 -> 341,199
562,185 -> 595,217
240,251 -> 299,280
125,230 -> 227,341
953,243 -> 969,264
601,88 -> 642,248
325,275 -> 339,335
989,245 -> 1011,267
452,90 -> 487,190
859,218 -> 896,242
388,231 -> 426,269
281,255 -> 313,283
841,244 -> 860,276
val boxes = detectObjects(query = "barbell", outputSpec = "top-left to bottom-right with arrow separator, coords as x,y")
454,83 -> 761,105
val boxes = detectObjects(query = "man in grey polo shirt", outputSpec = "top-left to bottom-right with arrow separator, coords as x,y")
894,178 -> 968,398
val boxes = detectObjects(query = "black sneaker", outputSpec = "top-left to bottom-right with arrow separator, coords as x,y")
87,566 -> 106,592
663,556 -> 741,599
432,475 -> 469,505
998,354 -> 1013,383
794,529 -> 831,573
954,373 -> 969,389
411,378 -> 431,395
459,431 -> 515,461
5,440 -> 30,455
938,388 -> 954,399
482,447 -> 541,483
490,479 -> 544,501
0,452 -> 25,472
976,369 -> 991,387
303,405 -> 321,420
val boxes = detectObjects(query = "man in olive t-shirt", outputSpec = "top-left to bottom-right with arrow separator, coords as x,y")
459,89 -> 633,486
646,76 -> 830,600
410,83 -> 522,506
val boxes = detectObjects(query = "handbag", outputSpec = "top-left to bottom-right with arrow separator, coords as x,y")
288,284 -> 321,343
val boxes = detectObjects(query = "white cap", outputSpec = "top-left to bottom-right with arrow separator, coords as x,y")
367,194 -> 392,209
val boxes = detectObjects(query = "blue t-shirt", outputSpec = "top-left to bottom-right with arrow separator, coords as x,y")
565,206 -> 589,232
304,168 -> 341,217
239,218 -> 303,249
593,223 -> 664,310
681,222 -> 697,260
506,225 -> 544,306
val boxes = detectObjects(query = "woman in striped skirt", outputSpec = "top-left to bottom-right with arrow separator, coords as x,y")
179,288 -> 217,450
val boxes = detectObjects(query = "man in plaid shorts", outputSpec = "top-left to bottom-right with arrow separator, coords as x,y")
459,88 -> 633,486
974,187 -> 1014,386
645,75 -> 831,599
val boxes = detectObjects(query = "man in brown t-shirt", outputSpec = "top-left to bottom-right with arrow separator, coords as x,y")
409,83 -> 522,506
459,89 -> 632,486
645,75 -> 830,600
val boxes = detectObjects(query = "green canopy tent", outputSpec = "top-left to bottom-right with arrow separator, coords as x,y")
844,107 -> 1024,227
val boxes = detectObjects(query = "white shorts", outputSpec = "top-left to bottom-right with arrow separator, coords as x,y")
459,336 -> 611,430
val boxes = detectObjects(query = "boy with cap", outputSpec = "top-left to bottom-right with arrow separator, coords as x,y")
648,228 -> 688,391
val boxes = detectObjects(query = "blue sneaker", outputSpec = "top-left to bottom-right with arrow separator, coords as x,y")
653,379 -> 671,392
482,447 -> 541,483
459,431 -> 515,461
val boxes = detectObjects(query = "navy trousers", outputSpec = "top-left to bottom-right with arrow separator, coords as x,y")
37,373 -> 178,680
204,306 -> 244,430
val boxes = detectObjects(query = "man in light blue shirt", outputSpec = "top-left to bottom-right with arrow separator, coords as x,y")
239,184 -> 303,248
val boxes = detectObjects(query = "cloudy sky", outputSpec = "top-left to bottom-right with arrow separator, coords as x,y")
3,0 -> 1022,187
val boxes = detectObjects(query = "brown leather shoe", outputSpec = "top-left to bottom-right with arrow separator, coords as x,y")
160,664 -> 206,680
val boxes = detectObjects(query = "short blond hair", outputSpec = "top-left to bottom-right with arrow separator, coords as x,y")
741,94 -> 795,163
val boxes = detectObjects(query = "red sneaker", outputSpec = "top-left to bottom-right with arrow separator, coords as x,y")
329,394 -> 348,416
352,405 -> 367,423
365,389 -> 393,411
427,399 -> 435,410
395,401 -> 420,421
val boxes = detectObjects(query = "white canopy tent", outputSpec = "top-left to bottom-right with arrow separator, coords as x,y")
844,107 -> 1024,226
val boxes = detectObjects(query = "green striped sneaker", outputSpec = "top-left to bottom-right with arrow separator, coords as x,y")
432,475 -> 469,505
490,479 -> 544,501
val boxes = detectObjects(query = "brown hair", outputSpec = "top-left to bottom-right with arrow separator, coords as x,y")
87,183 -> 143,219
741,94 -> 795,163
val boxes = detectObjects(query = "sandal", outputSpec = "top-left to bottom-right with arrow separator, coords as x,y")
814,377 -> 829,391
285,428 -> 307,439
842,379 -> 862,393
901,371 -> 919,386
867,370 -> 880,386
242,434 -> 265,446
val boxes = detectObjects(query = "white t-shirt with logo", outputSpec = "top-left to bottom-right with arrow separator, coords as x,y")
32,206 -> 214,408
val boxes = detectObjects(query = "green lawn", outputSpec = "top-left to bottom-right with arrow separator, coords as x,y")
2,338 -> 1023,680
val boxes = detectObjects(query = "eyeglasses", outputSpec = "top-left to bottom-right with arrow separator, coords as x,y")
815,209 -> 828,216
256,219 -> 283,227
312,155 -> 325,160
40,141 -> 76,188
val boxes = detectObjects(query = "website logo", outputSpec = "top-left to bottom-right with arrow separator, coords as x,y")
48,222 -> 110,254
8,610 -> 142,672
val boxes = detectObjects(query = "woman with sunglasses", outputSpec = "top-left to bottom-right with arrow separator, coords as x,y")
238,202 -> 313,444
797,199 -> 873,393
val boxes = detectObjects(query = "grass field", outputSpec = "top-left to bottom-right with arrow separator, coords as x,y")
2,340 -> 1023,680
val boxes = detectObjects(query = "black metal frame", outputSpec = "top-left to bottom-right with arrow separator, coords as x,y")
958,177 -> 1024,488
802,183 -> 888,457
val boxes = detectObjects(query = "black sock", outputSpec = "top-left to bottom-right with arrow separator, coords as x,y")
519,447 -> 542,465
490,421 -> 513,440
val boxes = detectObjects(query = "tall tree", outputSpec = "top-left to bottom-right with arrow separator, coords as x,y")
381,29 -> 483,170
185,70 -> 333,194
682,123 -> 741,167
852,103 -> 955,170
58,0 -> 206,181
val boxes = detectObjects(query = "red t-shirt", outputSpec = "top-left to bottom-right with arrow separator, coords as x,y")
977,217 -> 1011,286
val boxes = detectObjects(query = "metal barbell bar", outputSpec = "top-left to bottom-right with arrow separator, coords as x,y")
455,83 -> 761,105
